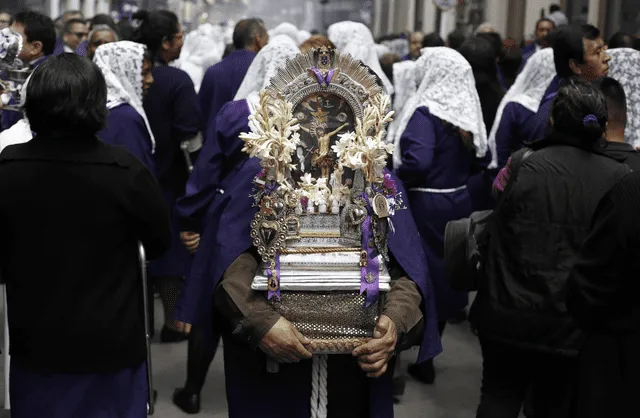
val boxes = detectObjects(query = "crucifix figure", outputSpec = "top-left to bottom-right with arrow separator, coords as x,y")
304,123 -> 348,179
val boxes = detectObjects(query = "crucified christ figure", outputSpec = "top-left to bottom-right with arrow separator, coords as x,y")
302,123 -> 349,179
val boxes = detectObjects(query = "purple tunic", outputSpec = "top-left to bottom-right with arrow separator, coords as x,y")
494,76 -> 561,168
10,359 -> 147,418
200,49 -> 256,141
52,37 -> 65,56
176,99 -> 251,231
143,63 -> 200,278
98,103 -> 156,175
76,40 -> 88,56
396,107 -> 489,320
175,156 -> 441,417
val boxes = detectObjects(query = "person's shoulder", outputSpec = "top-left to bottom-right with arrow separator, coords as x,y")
110,104 -> 145,125
98,141 -> 149,171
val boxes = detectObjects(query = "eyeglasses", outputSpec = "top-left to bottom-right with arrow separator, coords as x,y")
0,20 -> 10,24
91,39 -> 110,47
69,32 -> 88,39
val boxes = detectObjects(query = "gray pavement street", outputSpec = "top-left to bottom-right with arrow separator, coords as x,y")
0,297 -> 486,418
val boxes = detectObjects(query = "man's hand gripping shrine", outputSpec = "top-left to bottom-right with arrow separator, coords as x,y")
259,317 -> 313,363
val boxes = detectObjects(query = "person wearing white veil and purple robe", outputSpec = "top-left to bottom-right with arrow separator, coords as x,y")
94,41 -> 157,175
327,21 -> 394,96
171,34 -> 300,414
488,48 -> 557,169
393,47 -> 489,384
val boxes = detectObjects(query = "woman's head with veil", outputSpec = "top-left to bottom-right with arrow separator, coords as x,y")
233,34 -> 300,101
393,47 -> 487,168
327,21 -> 394,95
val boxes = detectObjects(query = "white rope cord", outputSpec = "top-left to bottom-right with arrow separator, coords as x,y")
310,354 -> 329,418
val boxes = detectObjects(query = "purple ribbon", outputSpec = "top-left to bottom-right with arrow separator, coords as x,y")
360,193 -> 380,307
267,252 -> 281,300
311,67 -> 335,86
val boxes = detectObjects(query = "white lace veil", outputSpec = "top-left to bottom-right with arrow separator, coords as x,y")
93,41 -> 155,152
233,35 -> 300,102
327,21 -> 394,95
393,47 -> 487,169
608,48 -> 640,147
268,23 -> 302,45
387,60 -> 416,142
487,48 -> 556,168
176,23 -> 225,93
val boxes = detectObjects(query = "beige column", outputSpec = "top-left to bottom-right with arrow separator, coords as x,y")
67,0 -> 81,11
49,0 -> 61,18
96,0 -> 110,15
83,0 -> 95,18
388,0 -> 396,34
373,0 -> 384,38
587,0 -> 601,26
485,0 -> 509,36
421,0 -> 437,33
439,7 -> 456,40
405,0 -> 416,32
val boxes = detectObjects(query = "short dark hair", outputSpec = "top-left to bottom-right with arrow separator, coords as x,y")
117,19 -> 134,41
476,32 -> 503,58
550,4 -> 562,13
608,32 -> 634,49
379,52 -> 401,84
131,10 -> 180,57
64,18 -> 86,34
422,32 -> 445,48
551,79 -> 607,142
89,13 -> 117,32
551,24 -> 601,78
26,54 -> 108,136
459,36 -> 499,84
233,18 -> 266,50
536,18 -> 555,31
599,76 -> 627,126
447,29 -> 466,51
13,11 -> 57,56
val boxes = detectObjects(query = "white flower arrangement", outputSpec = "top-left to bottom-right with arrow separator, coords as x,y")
240,90 -> 302,185
332,94 -> 395,183
297,173 -> 331,207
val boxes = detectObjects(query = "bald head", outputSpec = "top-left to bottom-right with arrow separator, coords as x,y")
233,18 -> 268,53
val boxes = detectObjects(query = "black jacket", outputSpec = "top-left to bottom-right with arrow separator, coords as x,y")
0,135 -> 171,373
567,171 -> 640,417
470,136 -> 630,355
600,141 -> 640,172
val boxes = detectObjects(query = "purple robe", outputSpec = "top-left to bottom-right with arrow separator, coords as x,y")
98,104 -> 156,175
200,49 -> 256,142
396,107 -> 489,321
1,56 -> 48,132
175,99 -> 251,232
174,156 -> 441,418
10,359 -> 147,418
494,76 -> 561,168
76,40 -> 88,56
53,37 -> 65,56
143,63 -> 200,278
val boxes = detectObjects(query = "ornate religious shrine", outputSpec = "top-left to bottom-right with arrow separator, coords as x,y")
0,27 -> 29,112
240,46 -> 403,356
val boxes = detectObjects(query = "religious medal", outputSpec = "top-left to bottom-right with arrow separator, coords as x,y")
267,274 -> 280,292
372,194 -> 389,218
